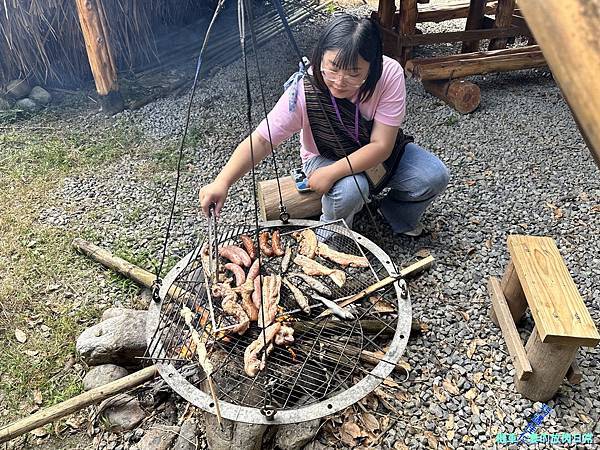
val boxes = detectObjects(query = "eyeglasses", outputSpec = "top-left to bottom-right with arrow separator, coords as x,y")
320,66 -> 366,87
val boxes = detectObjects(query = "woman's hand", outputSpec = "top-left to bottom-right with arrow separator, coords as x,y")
199,180 -> 229,218
308,166 -> 337,195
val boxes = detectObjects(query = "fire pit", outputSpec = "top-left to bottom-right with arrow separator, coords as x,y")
146,219 -> 411,425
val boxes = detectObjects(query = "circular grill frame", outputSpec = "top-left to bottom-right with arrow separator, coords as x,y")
146,219 -> 411,424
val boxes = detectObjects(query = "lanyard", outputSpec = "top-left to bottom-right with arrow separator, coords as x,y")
330,94 -> 360,145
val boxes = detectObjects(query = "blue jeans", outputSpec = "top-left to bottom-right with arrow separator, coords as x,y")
303,143 -> 449,233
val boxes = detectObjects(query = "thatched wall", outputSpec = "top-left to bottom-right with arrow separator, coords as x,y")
0,0 -> 217,87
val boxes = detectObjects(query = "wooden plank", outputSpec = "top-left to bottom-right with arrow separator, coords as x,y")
489,0 -> 516,49
406,44 -> 540,66
519,0 -> 600,168
398,26 -> 529,46
507,235 -> 600,347
405,49 -> 545,80
488,277 -> 533,381
0,366 -> 157,443
257,176 -> 322,221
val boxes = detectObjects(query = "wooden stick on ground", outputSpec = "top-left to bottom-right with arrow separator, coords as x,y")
0,366 -> 157,444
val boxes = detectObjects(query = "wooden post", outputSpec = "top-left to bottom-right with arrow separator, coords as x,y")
488,0 -> 516,50
422,79 -> 481,114
461,0 -> 487,53
514,327 -> 579,401
519,0 -> 600,168
398,0 -> 418,65
75,0 -> 124,114
377,0 -> 398,56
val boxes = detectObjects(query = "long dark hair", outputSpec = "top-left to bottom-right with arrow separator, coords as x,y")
311,14 -> 383,102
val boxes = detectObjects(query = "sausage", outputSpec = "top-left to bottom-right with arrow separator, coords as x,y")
231,245 -> 252,268
219,245 -> 251,268
271,230 -> 285,256
259,231 -> 273,257
224,263 -> 246,287
251,276 -> 262,310
247,258 -> 261,281
240,234 -> 256,260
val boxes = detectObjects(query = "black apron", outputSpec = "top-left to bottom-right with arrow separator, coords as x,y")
304,77 -> 413,195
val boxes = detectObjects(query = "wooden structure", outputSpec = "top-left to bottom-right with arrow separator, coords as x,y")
75,0 -> 124,114
373,0 -> 545,113
518,0 -> 600,168
257,176 -> 322,221
488,235 -> 599,401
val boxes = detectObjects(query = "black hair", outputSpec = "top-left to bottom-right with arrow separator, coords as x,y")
311,13 -> 383,102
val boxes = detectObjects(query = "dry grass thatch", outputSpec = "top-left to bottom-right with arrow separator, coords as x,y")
0,0 -> 216,87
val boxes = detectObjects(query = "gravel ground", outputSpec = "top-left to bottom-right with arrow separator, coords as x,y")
38,4 -> 599,449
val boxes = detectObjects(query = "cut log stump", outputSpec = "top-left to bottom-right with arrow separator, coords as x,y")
257,176 -> 322,221
422,79 -> 480,114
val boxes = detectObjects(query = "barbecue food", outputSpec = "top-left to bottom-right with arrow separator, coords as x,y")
247,258 -> 261,281
293,255 -> 346,288
271,230 -> 285,256
275,323 -> 295,346
240,234 -> 256,260
281,244 -> 292,273
219,245 -> 252,268
259,231 -> 274,256
257,275 -> 282,328
316,243 -> 369,268
215,283 -> 250,335
287,272 -> 333,297
294,229 -> 318,259
251,276 -> 262,311
233,279 -> 258,322
224,262 -> 246,287
244,322 -> 281,376
282,277 -> 310,313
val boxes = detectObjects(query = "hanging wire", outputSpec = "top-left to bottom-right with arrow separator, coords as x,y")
153,0 -> 227,299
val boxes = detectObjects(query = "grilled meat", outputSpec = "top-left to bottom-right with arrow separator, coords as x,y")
294,229 -> 318,259
224,262 -> 245,287
316,242 -> 369,268
274,323 -> 295,346
219,245 -> 252,268
259,231 -> 273,256
244,322 -> 281,377
282,277 -> 310,313
216,282 -> 250,335
281,244 -> 292,273
293,254 -> 346,287
287,272 -> 333,297
271,230 -> 285,256
257,274 -> 281,328
240,234 -> 256,260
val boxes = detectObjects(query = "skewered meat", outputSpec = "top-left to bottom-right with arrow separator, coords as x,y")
244,322 -> 281,377
215,283 -> 249,335
219,245 -> 252,268
271,230 -> 285,256
293,255 -> 346,287
275,323 -> 295,346
259,231 -> 273,256
316,243 -> 369,268
294,229 -> 318,259
281,244 -> 292,273
282,277 -> 310,313
257,274 -> 281,328
287,272 -> 332,297
240,234 -> 256,260
224,263 -> 246,287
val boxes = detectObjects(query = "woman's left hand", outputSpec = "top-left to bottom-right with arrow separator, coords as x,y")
308,166 -> 337,195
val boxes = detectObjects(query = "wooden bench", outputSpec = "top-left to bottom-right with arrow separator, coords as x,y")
489,235 -> 599,401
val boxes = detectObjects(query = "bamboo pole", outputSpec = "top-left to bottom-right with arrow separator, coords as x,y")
75,0 -> 124,114
0,366 -> 157,444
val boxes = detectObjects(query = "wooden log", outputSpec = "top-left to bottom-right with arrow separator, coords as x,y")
398,0 -> 418,64
422,79 -> 481,114
488,277 -> 533,381
519,0 -> 600,168
417,0 -> 496,24
406,45 -> 540,67
397,26 -> 529,46
257,176 -> 322,221
406,49 -> 545,80
515,327 -> 579,401
461,0 -> 488,53
75,0 -> 124,114
0,366 -> 157,444
377,0 -> 397,55
488,0 -> 516,50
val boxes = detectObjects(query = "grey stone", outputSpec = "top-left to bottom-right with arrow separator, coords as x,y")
15,98 -> 39,112
274,419 -> 321,450
28,86 -> 51,105
202,412 -> 267,450
0,97 -> 10,111
102,307 -> 147,322
136,426 -> 179,450
100,394 -> 146,433
6,79 -> 31,99
172,418 -> 200,450
76,314 -> 147,365
83,364 -> 129,390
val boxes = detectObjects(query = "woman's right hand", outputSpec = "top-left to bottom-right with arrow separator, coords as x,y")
199,180 -> 229,218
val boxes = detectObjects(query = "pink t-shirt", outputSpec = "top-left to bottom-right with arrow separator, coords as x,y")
256,55 -> 406,163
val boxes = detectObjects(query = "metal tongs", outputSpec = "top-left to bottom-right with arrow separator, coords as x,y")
206,203 -> 219,284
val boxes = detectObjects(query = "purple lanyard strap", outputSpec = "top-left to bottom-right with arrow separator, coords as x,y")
330,94 -> 360,145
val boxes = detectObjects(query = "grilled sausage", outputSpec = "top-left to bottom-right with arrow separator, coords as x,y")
271,230 -> 285,256
240,234 -> 256,260
259,231 -> 273,257
224,263 -> 246,287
